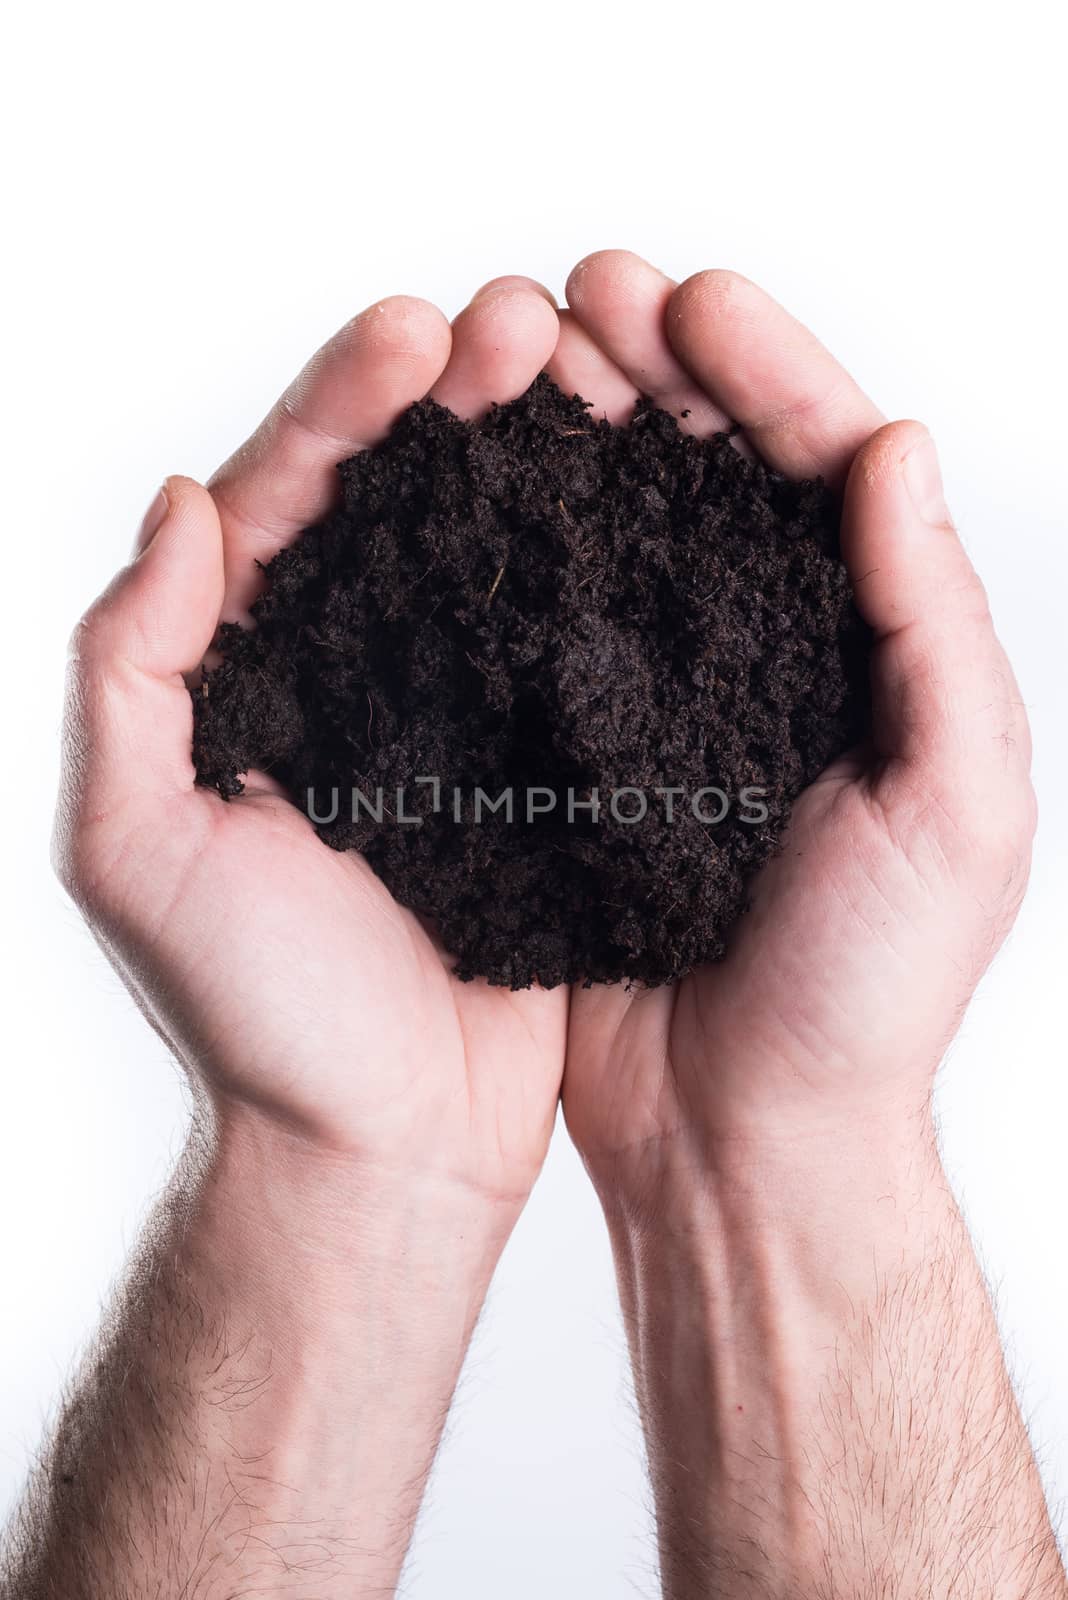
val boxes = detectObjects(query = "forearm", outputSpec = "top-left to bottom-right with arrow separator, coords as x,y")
595,1116 -> 1066,1600
1,1106 -> 511,1598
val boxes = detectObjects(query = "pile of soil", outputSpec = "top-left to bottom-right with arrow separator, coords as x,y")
193,376 -> 870,988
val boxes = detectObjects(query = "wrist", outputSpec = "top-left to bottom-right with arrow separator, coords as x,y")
588,1093 -> 942,1235
590,1105 -> 958,1371
168,1100 -> 516,1452
187,1099 -> 516,1325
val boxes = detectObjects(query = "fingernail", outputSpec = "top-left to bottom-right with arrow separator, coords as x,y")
134,486 -> 169,556
903,435 -> 953,528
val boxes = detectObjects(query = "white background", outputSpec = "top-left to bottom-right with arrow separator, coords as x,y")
2,2 -> 1066,1592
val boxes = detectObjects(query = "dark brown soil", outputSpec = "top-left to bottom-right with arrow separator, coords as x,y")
193,376 -> 870,989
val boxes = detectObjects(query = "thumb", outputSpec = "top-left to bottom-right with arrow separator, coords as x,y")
55,478 -> 224,889
841,421 -> 1031,804
86,474 -> 224,681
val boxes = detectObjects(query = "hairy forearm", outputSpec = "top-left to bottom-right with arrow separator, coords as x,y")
596,1117 -> 1066,1600
1,1108 -> 511,1599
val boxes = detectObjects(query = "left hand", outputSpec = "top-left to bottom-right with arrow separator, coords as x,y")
552,252 -> 1034,1195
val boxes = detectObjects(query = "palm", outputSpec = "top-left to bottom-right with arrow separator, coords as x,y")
117,780 -> 564,1194
565,763 -> 947,1160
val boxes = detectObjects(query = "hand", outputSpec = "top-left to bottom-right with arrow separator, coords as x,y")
54,278 -> 567,1220
556,251 -> 1036,1187
548,253 -> 1059,1600
32,282 -> 582,1595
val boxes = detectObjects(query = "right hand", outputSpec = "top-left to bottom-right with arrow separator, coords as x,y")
54,280 -> 569,1225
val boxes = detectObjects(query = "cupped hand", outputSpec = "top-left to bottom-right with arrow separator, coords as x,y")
60,255 -> 1036,1219
555,252 -> 1035,1189
55,278 -> 567,1213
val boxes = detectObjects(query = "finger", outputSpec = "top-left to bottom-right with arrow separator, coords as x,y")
470,273 -> 557,307
565,250 -> 730,434
211,296 -> 453,616
667,270 -> 885,485
429,281 -> 560,418
59,477 -> 224,848
843,420 -> 1032,790
544,310 -> 640,423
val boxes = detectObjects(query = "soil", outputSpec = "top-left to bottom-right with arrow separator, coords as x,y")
192,375 -> 870,989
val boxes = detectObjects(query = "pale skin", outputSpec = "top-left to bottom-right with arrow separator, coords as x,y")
0,251 -> 1061,1598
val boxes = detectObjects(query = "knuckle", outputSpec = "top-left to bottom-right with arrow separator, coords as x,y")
52,622 -> 122,913
1006,779 -> 1039,849
51,808 -> 91,905
895,763 -> 1037,892
51,805 -> 124,924
66,608 -> 96,663
67,596 -> 116,668
964,780 -> 1038,875
957,565 -> 993,628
